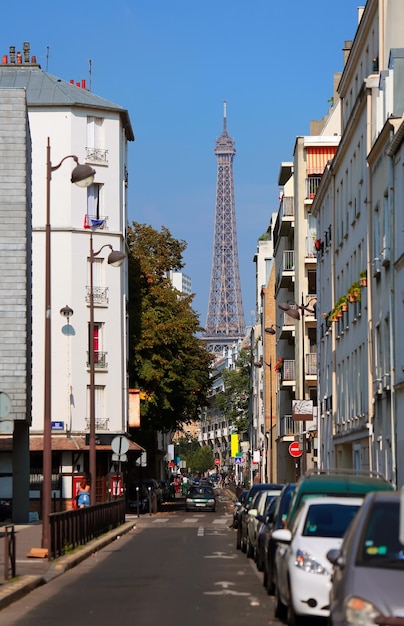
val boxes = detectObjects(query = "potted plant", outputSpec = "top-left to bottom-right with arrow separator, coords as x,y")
314,238 -> 322,251
360,270 -> 367,287
274,357 -> 284,372
348,282 -> 361,302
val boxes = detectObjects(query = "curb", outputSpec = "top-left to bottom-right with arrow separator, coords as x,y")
0,521 -> 135,611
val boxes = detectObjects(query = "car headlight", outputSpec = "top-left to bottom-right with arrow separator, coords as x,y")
208,499 -> 215,504
345,596 -> 380,624
294,549 -> 328,575
186,498 -> 192,503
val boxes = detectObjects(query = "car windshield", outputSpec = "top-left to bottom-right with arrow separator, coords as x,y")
356,501 -> 404,568
189,487 -> 214,497
302,502 -> 361,538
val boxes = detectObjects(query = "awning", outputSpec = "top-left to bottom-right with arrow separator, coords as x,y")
306,146 -> 337,175
0,434 -> 144,453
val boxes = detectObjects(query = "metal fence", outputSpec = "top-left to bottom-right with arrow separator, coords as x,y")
49,498 -> 126,560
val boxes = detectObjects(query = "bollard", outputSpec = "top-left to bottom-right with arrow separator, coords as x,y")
148,486 -> 152,516
4,525 -> 16,580
136,485 -> 140,518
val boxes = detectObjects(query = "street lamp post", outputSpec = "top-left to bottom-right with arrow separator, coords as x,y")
88,231 -> 125,504
43,138 -> 95,553
278,294 -> 316,476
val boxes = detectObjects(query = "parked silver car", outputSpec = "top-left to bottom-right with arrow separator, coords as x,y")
327,491 -> 404,626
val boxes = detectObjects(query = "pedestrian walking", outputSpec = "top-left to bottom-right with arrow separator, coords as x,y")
76,476 -> 91,507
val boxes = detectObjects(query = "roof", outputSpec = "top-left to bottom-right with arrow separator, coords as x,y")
0,434 -> 144,453
0,65 -> 134,141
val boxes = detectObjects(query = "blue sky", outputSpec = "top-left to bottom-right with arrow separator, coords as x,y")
3,0 -> 360,325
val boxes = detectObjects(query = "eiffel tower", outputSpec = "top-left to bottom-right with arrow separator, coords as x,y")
203,102 -> 246,354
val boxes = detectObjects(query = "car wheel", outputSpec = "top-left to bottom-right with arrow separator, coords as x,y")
241,534 -> 247,553
287,598 -> 301,626
266,562 -> 275,595
236,527 -> 242,550
274,577 -> 286,620
263,564 -> 268,588
256,550 -> 263,572
246,538 -> 254,559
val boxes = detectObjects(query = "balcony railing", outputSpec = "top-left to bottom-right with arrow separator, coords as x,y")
86,351 -> 108,369
306,176 -> 322,199
305,352 -> 317,375
279,414 -> 300,437
84,417 -> 110,431
282,359 -> 296,381
85,147 -> 108,164
86,286 -> 109,306
282,250 -> 295,272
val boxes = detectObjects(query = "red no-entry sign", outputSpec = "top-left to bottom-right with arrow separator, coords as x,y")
289,442 -> 303,458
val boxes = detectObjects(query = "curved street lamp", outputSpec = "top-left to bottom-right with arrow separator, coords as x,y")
277,293 -> 316,477
43,138 -> 96,554
88,232 -> 125,504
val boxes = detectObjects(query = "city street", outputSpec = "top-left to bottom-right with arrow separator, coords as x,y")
0,492 -> 280,626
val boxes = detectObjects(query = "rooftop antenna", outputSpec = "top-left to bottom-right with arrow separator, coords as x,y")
89,59 -> 92,92
46,46 -> 49,71
223,100 -> 227,133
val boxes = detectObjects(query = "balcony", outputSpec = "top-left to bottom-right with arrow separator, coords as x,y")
84,417 -> 110,431
84,214 -> 108,229
85,147 -> 108,165
280,360 -> 295,387
86,286 -> 109,306
86,351 -> 108,369
276,250 -> 295,290
305,352 -> 317,377
280,310 -> 298,340
306,176 -> 322,200
279,414 -> 300,438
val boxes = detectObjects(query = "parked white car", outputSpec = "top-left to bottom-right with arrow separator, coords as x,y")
272,496 -> 363,625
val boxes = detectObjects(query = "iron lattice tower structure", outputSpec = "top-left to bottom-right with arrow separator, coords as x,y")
203,102 -> 246,354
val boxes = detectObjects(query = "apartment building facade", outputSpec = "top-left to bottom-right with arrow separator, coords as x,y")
313,0 -> 404,486
0,44 -> 137,511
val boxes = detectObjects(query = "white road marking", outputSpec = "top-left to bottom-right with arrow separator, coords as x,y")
152,518 -> 169,523
204,551 -> 237,559
197,526 -> 204,536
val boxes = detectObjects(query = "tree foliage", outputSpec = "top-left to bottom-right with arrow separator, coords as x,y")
186,445 -> 215,475
213,348 -> 250,433
127,222 -> 213,434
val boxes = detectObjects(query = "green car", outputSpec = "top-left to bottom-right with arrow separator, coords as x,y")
285,469 -> 394,529
185,486 -> 216,512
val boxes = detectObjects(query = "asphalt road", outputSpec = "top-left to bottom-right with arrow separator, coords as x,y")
0,491 -> 280,626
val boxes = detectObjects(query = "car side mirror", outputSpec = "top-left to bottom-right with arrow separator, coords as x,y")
327,548 -> 345,568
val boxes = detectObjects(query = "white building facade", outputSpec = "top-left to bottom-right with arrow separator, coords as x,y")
0,43 -> 136,508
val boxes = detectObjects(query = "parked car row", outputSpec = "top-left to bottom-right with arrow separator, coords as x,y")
234,470 -> 403,626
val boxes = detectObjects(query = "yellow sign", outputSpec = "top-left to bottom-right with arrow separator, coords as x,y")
231,433 -> 239,457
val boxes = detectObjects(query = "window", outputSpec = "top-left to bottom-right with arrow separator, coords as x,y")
86,116 -> 108,163
87,183 -> 103,220
88,322 -> 106,367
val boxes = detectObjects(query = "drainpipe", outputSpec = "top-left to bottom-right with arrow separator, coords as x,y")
387,124 -> 398,488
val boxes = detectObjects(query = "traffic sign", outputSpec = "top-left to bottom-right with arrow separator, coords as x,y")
214,459 -> 220,466
111,435 -> 129,456
288,442 -> 303,458
233,457 -> 243,464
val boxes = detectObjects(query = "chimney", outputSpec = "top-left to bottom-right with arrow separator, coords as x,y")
343,40 -> 353,66
9,46 -> 15,64
23,42 -> 30,63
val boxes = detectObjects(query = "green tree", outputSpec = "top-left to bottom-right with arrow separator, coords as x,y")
127,223 -> 212,434
213,348 -> 250,434
187,445 -> 215,475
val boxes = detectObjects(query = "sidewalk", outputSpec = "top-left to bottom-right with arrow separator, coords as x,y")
0,519 -> 135,611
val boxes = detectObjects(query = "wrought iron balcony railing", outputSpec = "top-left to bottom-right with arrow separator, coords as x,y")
85,286 -> 109,305
85,147 -> 108,164
86,351 -> 108,369
84,417 -> 110,431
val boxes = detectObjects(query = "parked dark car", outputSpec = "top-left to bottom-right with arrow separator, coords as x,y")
232,489 -> 248,529
263,482 -> 296,594
236,483 -> 283,552
127,479 -> 161,513
255,495 -> 279,571
327,491 -> 404,626
0,499 -> 12,522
